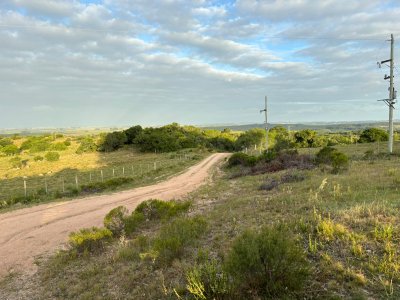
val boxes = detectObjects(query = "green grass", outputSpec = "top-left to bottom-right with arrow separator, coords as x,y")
4,143 -> 400,298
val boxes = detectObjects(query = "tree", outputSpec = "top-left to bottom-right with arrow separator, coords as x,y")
100,132 -> 127,152
359,128 -> 389,143
123,125 -> 143,144
235,128 -> 265,151
294,129 -> 317,148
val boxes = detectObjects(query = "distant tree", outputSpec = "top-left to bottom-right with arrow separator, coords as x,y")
0,138 -> 13,147
100,132 -> 128,152
294,129 -> 317,148
359,128 -> 389,143
235,128 -> 265,151
123,125 -> 143,144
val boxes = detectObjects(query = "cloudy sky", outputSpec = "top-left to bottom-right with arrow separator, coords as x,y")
0,0 -> 400,128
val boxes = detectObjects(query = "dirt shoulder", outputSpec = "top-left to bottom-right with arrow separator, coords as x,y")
0,153 -> 229,278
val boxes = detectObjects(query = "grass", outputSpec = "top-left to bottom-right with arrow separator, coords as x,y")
4,142 -> 400,298
0,137 -> 209,210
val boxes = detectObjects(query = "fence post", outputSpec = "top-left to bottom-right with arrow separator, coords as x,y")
62,178 -> 65,193
113,168 -> 115,177
122,166 -> 125,176
75,175 -> 78,189
45,178 -> 48,194
131,165 -> 134,175
89,172 -> 92,182
24,180 -> 27,198
154,162 -> 157,170
101,170 -> 104,182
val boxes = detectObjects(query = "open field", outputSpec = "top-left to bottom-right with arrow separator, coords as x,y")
2,142 -> 400,299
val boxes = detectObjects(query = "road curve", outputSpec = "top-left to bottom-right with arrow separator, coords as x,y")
0,153 -> 229,278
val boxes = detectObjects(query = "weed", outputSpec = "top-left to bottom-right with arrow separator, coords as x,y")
104,206 -> 129,236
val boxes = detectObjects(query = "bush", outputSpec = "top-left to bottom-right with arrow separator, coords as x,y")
69,227 -> 112,254
49,142 -> 68,151
100,131 -> 127,152
153,216 -> 207,266
34,155 -> 44,162
76,137 -> 97,154
123,199 -> 191,235
104,206 -> 129,236
316,147 -> 349,172
186,259 -> 230,299
227,153 -> 258,168
359,128 -> 388,143
45,151 -> 60,162
135,199 -> 191,221
224,225 -> 309,298
1,144 -> 20,156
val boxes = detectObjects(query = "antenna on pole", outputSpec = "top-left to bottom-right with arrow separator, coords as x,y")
377,34 -> 396,153
260,96 -> 268,151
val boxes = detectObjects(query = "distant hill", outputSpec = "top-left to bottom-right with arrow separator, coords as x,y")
202,121 -> 400,133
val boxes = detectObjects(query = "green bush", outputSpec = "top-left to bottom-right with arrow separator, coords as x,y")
1,144 -> 20,156
104,206 -> 129,236
135,199 -> 191,221
224,225 -> 309,298
153,216 -> 207,266
316,146 -> 349,172
45,151 -> 60,162
122,199 -> 191,235
186,259 -> 230,299
49,142 -> 68,151
69,227 -> 112,254
76,137 -> 97,154
34,155 -> 44,162
227,153 -> 258,168
359,128 -> 388,143
100,131 -> 127,152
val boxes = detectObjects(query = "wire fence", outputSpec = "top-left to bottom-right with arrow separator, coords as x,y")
0,154 -> 196,203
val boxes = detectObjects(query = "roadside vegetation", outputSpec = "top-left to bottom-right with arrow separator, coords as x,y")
3,136 -> 400,299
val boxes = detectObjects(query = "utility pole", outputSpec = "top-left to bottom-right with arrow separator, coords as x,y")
378,34 -> 396,153
260,96 -> 268,151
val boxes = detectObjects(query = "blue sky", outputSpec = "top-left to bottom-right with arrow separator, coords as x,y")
0,0 -> 399,128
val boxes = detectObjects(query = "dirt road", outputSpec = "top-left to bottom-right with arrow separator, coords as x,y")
0,153 -> 229,278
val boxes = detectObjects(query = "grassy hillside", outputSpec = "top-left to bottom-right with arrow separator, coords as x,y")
3,142 -> 400,299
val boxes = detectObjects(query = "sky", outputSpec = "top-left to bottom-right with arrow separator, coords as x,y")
0,0 -> 400,128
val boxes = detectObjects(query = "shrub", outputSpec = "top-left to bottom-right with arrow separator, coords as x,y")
153,216 -> 207,266
49,142 -> 68,151
359,128 -> 388,143
69,227 -> 112,254
45,151 -> 60,162
224,225 -> 309,298
34,155 -> 44,162
76,137 -> 97,154
316,147 -> 349,172
100,131 -> 127,152
186,259 -> 230,299
235,128 -> 265,151
104,206 -> 129,236
1,144 -> 20,156
135,199 -> 191,221
227,153 -> 258,168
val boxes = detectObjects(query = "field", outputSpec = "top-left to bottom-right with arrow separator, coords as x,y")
3,142 -> 400,299
0,135 -> 209,210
